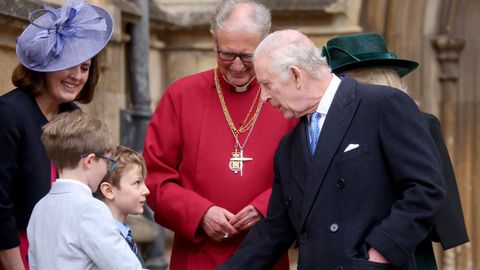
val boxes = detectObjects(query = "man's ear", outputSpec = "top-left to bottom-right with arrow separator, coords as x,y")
99,182 -> 114,200
290,66 -> 302,89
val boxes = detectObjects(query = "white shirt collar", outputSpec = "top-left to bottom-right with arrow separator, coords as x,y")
316,74 -> 341,115
114,219 -> 131,239
56,178 -> 92,193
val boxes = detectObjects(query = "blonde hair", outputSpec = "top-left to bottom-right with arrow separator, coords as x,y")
94,145 -> 147,200
41,110 -> 114,171
344,68 -> 408,93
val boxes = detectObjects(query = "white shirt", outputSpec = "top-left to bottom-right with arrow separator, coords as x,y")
56,178 -> 91,193
308,74 -> 341,144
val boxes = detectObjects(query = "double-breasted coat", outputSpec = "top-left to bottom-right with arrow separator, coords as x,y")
219,77 -> 446,270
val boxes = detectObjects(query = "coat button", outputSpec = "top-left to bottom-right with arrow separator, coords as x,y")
330,223 -> 339,233
336,178 -> 345,188
285,196 -> 292,206
299,233 -> 308,245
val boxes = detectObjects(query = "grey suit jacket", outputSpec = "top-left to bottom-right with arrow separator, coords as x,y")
27,180 -> 142,270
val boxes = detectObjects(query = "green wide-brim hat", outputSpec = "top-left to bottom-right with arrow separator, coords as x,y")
322,33 -> 419,77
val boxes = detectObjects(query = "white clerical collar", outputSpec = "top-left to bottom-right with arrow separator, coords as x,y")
222,74 -> 256,93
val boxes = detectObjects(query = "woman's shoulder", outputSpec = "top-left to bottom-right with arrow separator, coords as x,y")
1,87 -> 28,100
0,88 -> 36,119
0,88 -> 34,109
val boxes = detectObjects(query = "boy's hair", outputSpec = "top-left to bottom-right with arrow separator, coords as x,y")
94,145 -> 147,200
41,109 -> 114,171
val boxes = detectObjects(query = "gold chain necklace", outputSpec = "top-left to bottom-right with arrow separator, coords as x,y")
214,68 -> 264,176
214,68 -> 263,135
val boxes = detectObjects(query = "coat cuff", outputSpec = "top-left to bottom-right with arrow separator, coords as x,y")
365,227 -> 410,269
0,226 -> 20,249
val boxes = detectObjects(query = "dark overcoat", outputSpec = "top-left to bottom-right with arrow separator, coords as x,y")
218,77 -> 446,270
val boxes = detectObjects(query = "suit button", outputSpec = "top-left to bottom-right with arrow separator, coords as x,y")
299,233 -> 308,245
336,178 -> 345,188
285,196 -> 292,206
330,223 -> 339,233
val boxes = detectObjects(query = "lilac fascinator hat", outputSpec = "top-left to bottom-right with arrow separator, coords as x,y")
16,0 -> 113,72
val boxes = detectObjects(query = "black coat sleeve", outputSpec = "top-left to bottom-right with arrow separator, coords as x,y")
423,112 -> 469,249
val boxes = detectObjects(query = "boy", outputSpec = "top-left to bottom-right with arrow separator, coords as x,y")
27,110 -> 143,270
94,145 -> 150,265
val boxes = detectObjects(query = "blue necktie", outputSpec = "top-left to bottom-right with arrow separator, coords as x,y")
126,229 -> 138,254
309,112 -> 321,156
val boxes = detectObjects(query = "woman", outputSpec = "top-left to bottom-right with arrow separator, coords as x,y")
322,33 -> 469,270
0,1 -> 113,269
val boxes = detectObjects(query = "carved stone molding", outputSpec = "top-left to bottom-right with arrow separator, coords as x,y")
432,35 -> 465,82
431,34 -> 464,154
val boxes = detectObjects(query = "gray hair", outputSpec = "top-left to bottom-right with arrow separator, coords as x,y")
210,0 -> 271,38
254,29 -> 330,81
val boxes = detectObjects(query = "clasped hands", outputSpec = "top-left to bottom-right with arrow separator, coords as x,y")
201,205 -> 261,242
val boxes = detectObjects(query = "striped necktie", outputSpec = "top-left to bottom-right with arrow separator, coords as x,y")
309,112 -> 321,156
126,229 -> 138,254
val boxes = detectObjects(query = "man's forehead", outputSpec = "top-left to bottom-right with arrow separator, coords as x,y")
254,58 -> 271,82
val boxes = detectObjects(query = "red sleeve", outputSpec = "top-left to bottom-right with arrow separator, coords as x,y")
249,189 -> 272,217
143,88 -> 214,243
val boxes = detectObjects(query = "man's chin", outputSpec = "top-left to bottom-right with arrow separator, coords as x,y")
227,75 -> 251,87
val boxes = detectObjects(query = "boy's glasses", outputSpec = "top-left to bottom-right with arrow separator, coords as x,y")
80,153 -> 117,173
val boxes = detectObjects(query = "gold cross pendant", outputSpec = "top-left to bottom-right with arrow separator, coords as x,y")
229,149 -> 252,176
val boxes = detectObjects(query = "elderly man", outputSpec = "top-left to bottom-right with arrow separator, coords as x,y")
143,1 -> 295,269
217,29 -> 446,270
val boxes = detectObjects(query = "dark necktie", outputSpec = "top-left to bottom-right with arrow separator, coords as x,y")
309,112 -> 321,156
126,229 -> 138,254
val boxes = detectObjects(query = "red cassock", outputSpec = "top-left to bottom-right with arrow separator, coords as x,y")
144,69 -> 297,269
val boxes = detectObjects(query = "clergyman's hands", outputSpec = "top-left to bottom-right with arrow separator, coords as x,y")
201,206 -> 239,242
229,204 -> 262,232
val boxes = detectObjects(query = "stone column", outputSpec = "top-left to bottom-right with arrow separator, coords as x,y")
432,35 -> 464,154
121,0 -> 152,152
431,34 -> 466,270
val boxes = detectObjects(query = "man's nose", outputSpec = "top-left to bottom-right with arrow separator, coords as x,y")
230,57 -> 245,71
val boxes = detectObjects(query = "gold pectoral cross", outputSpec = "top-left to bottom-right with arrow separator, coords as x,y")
229,149 -> 253,176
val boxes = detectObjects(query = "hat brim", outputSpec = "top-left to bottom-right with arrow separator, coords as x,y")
331,58 -> 419,78
16,5 -> 114,72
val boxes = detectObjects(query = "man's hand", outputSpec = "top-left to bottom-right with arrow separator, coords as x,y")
201,206 -> 239,241
368,247 -> 390,264
229,204 -> 262,231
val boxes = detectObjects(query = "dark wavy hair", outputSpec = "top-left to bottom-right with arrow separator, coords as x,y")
11,56 -> 100,104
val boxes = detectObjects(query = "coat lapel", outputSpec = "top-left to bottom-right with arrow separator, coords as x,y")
290,117 -> 311,191
300,77 -> 360,229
